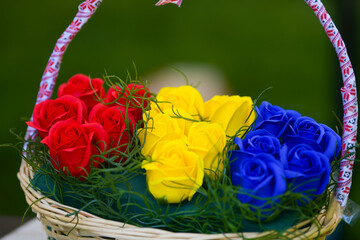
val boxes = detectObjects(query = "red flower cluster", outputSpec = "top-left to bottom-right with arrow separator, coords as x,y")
27,74 -> 151,179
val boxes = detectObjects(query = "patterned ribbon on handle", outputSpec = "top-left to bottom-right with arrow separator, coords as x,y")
304,0 -> 358,208
23,0 -> 103,148
156,0 -> 182,7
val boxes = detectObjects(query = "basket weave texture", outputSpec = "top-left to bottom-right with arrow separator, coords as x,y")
18,160 -> 342,239
18,0 -> 354,239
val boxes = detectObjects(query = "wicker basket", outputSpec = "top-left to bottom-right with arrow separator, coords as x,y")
18,0 -> 357,239
18,161 -> 342,240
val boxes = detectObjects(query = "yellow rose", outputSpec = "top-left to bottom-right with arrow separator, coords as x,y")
155,85 -> 205,120
139,108 -> 194,156
138,109 -> 193,156
187,122 -> 226,176
142,139 -> 204,203
204,95 -> 255,137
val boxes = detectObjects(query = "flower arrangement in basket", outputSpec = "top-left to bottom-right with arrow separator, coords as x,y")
17,0 -> 358,239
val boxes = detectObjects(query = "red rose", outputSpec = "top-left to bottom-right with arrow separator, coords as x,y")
26,95 -> 87,139
41,120 -> 110,179
104,84 -> 151,122
89,103 -> 136,162
58,74 -> 105,111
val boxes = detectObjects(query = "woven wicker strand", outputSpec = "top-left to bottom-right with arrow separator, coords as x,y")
18,161 -> 342,239
18,0 -> 352,239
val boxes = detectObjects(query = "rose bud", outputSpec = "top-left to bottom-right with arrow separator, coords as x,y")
41,120 -> 110,179
138,108 -> 194,157
153,85 -> 204,121
26,95 -> 87,139
254,101 -> 301,138
204,95 -> 255,137
233,129 -> 282,160
142,139 -> 204,203
105,84 -> 151,123
89,103 -> 136,162
284,116 -> 341,162
187,122 -> 226,177
58,74 -> 105,112
229,153 -> 287,217
280,144 -> 331,201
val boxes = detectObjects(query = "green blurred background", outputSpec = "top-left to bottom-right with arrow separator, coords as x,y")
0,0 -> 359,238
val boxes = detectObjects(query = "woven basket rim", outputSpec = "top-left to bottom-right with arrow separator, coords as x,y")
18,160 -> 342,240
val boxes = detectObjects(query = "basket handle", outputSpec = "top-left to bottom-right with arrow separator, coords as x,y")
23,0 -> 103,143
23,0 -> 357,208
303,0 -> 358,208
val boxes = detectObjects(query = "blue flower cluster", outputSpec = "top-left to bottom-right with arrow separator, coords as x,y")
229,101 -> 341,216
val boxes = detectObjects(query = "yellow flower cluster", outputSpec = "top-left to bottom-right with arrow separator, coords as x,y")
138,85 -> 255,203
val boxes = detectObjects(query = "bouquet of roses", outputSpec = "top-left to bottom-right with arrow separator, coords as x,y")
26,74 -> 151,179
23,73 -> 341,234
137,83 -> 341,219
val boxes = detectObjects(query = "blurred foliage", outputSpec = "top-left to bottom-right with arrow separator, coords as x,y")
0,0 -> 358,238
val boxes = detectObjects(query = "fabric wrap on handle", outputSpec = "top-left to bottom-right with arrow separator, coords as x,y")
24,0 -> 103,144
304,0 -> 358,208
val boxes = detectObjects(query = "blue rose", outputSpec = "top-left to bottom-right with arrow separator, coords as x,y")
233,129 -> 281,159
284,116 -> 341,162
255,101 -> 301,138
280,144 -> 331,200
229,153 -> 287,214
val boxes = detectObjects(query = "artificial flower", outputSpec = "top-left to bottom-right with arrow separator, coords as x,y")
142,139 -> 204,203
204,95 -> 255,137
